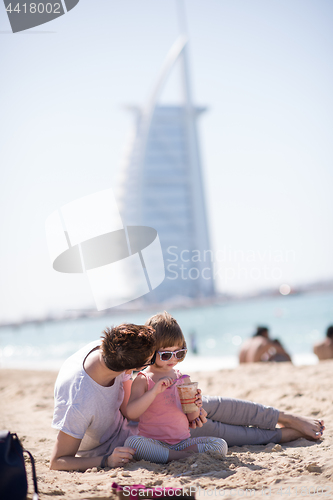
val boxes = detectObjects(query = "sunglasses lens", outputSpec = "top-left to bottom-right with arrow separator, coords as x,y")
159,349 -> 187,361
160,352 -> 172,361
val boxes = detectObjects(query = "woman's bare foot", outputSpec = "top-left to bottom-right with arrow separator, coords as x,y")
280,428 -> 304,442
278,412 -> 325,440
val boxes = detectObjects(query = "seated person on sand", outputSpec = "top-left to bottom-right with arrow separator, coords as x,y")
50,316 -> 324,471
123,319 -> 228,463
313,325 -> 333,360
239,326 -> 292,364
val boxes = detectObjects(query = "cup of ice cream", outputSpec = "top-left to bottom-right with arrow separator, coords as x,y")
177,382 -> 198,413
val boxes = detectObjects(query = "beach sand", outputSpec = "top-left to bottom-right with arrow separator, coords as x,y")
1,361 -> 332,499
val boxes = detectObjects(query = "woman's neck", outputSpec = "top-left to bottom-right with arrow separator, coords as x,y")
83,348 -> 122,387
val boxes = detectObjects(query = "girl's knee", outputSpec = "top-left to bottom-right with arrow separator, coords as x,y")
124,436 -> 140,448
215,438 -> 228,456
199,437 -> 228,456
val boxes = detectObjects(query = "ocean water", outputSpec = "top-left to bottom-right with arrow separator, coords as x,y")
0,291 -> 332,372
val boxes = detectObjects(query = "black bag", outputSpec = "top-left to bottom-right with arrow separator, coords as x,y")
0,431 -> 39,500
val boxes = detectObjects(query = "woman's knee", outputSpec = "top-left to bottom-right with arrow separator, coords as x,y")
201,395 -> 223,414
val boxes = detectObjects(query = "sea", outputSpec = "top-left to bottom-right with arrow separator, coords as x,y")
0,291 -> 332,372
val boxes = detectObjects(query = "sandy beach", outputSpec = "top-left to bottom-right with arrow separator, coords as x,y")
1,361 -> 332,500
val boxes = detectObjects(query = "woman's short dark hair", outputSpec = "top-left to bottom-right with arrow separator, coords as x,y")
145,311 -> 186,351
101,324 -> 156,371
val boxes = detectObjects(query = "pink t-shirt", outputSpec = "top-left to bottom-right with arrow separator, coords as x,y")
138,371 -> 190,444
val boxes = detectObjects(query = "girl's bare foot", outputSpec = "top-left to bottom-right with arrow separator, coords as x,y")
278,412 -> 325,440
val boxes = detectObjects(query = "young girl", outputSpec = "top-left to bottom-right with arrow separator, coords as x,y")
124,313 -> 228,463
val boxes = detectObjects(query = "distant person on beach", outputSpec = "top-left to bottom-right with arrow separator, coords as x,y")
50,316 -> 324,472
313,325 -> 333,360
239,326 -> 292,363
190,331 -> 198,354
124,318 -> 227,463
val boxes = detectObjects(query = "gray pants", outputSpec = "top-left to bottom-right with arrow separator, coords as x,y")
190,396 -> 282,446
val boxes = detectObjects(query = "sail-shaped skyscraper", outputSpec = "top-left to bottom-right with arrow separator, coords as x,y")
117,36 -> 215,303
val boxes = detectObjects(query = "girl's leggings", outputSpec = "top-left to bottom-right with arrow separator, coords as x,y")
124,435 -> 228,464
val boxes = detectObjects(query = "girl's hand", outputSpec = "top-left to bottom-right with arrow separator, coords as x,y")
188,407 -> 207,429
195,388 -> 203,408
153,377 -> 174,394
107,446 -> 136,468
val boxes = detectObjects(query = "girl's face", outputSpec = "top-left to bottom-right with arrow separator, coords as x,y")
155,344 -> 187,369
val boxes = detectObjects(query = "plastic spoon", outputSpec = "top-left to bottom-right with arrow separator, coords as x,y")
167,374 -> 189,389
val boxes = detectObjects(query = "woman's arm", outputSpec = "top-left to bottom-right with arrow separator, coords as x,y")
126,374 -> 173,420
50,431 -> 135,471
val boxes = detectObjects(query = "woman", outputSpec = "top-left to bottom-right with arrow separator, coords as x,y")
50,323 -> 156,471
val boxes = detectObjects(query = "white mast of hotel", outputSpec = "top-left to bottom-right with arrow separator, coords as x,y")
117,0 -> 215,302
177,0 -> 213,297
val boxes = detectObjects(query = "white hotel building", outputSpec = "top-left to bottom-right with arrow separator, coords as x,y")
117,37 -> 215,304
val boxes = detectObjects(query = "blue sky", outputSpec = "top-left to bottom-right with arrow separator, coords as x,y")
0,0 -> 332,322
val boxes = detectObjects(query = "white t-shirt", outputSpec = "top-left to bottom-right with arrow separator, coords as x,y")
52,340 -> 137,457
